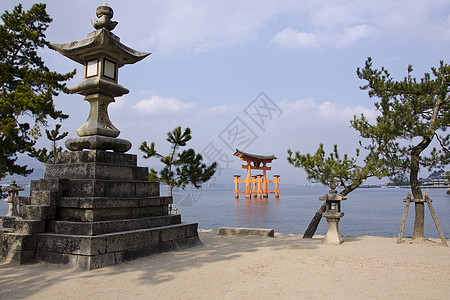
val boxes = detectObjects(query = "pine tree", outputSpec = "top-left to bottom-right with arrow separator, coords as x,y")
289,58 -> 449,240
139,126 -> 217,196
0,4 -> 75,180
28,124 -> 68,164
355,58 -> 449,240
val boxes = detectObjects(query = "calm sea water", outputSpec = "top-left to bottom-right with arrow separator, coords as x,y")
172,185 -> 450,238
1,185 -> 449,238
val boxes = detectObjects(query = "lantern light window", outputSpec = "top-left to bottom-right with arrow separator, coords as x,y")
86,59 -> 98,77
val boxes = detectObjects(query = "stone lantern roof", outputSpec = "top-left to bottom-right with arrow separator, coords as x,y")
50,3 -> 150,68
1,180 -> 24,193
50,29 -> 150,68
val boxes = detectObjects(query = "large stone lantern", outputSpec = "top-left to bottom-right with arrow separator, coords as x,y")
0,3 -> 200,270
319,184 -> 347,245
50,3 -> 150,153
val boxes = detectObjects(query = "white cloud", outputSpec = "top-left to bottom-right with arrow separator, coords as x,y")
13,0 -> 448,56
279,98 -> 377,123
271,23 -> 375,49
270,0 -> 449,50
135,0 -> 299,56
317,101 -> 377,122
336,24 -> 375,47
133,95 -> 196,114
271,28 -> 321,48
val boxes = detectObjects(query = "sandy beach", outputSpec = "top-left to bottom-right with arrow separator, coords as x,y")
1,230 -> 449,300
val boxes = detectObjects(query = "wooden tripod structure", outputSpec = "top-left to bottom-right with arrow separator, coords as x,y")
397,191 -> 447,246
233,149 -> 280,199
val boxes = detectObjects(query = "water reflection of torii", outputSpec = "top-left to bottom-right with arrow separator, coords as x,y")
233,149 -> 280,199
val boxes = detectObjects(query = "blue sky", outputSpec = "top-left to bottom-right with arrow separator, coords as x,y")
2,0 -> 450,185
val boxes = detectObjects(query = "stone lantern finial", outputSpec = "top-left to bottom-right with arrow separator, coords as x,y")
91,3 -> 118,31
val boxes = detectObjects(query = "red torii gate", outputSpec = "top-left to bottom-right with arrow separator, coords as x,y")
233,149 -> 280,199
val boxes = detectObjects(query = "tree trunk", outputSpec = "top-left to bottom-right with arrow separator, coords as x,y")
410,77 -> 446,240
410,146 -> 425,241
303,202 -> 326,238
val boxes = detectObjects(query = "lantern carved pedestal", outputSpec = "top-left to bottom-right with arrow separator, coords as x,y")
319,185 -> 346,245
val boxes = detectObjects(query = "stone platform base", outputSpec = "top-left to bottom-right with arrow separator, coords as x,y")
0,150 -> 202,270
218,227 -> 274,237
38,222 -> 201,270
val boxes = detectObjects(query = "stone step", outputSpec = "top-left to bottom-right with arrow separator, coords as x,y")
37,222 -> 200,270
65,179 -> 159,197
38,222 -> 198,255
47,214 -> 182,235
45,163 -> 148,181
57,203 -> 169,222
57,195 -> 172,222
58,196 -> 172,209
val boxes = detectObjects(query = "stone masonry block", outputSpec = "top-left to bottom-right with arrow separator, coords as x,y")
37,249 -> 116,270
66,180 -> 160,198
30,180 -> 40,191
184,223 -> 199,238
107,181 -> 135,197
218,227 -> 275,237
94,164 -> 146,181
37,249 -> 72,265
33,178 -> 69,193
31,190 -> 59,206
114,244 -> 162,264
46,163 -> 148,181
67,180 -> 106,197
57,197 -> 79,208
3,249 -> 36,264
139,196 -> 172,206
4,233 -> 37,251
18,196 -> 31,206
21,205 -> 55,221
12,220 -> 45,234
161,225 -> 187,242
105,228 -> 160,252
78,197 -> 139,209
75,252 -> 116,270
45,163 -> 93,180
57,150 -> 137,166
134,167 -> 149,181
39,250 -> 116,270
38,233 -> 107,256
48,220 -> 127,236
58,196 -> 170,210
57,207 -> 134,222
135,182 -> 159,196
1,217 -> 16,228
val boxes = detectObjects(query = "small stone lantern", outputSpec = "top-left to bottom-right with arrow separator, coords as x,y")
319,184 -> 347,245
50,3 -> 150,153
2,180 -> 24,218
